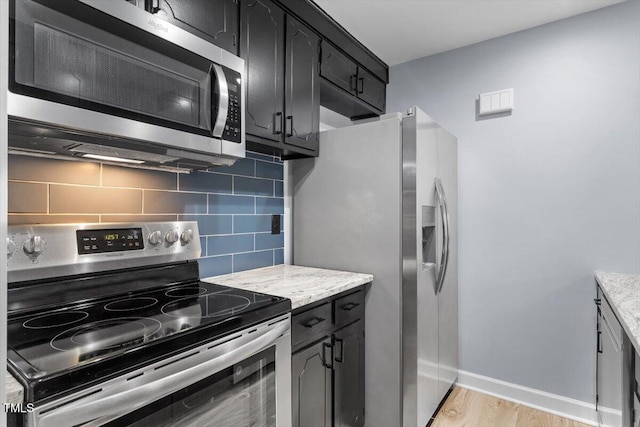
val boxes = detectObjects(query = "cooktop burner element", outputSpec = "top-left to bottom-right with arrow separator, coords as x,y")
161,294 -> 251,318
165,286 -> 208,297
51,317 -> 163,353
23,311 -> 89,329
104,297 -> 158,311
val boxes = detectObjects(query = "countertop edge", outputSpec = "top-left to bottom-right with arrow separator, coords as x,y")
204,265 -> 373,310
595,271 -> 640,353
6,372 -> 24,405
285,276 -> 372,309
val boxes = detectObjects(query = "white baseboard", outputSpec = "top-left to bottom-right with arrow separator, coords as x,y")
457,370 -> 598,426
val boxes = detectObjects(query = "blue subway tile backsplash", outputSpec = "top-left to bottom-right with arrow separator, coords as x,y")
180,214 -> 233,235
197,152 -> 284,277
216,157 -> 256,177
208,194 -> 255,215
256,161 -> 284,180
256,197 -> 285,215
275,181 -> 284,197
234,215 -> 278,233
199,255 -> 233,278
207,234 -> 254,256
233,250 -> 274,272
234,176 -> 274,196
179,171 -> 232,193
274,249 -> 284,265
255,232 -> 285,250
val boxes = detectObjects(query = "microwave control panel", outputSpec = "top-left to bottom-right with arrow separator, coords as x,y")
222,67 -> 242,143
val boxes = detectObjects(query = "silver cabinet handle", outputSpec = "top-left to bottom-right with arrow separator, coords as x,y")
435,178 -> 450,294
211,63 -> 229,138
38,322 -> 288,427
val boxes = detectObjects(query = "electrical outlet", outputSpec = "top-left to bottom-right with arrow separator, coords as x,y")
271,215 -> 281,235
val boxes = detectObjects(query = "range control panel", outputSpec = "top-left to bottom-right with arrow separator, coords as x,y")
77,228 -> 144,254
7,221 -> 201,283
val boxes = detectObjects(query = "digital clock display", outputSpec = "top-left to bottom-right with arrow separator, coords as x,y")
76,228 -> 144,255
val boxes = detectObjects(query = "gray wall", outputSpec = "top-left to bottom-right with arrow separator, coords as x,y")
388,0 -> 640,402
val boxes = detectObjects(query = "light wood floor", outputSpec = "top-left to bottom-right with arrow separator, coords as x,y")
429,387 -> 592,427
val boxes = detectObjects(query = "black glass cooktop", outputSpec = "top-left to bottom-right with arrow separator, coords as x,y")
7,280 -> 290,402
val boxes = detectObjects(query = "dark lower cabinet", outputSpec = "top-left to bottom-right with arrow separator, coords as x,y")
333,320 -> 365,427
292,337 -> 333,427
292,288 -> 366,427
151,0 -> 239,54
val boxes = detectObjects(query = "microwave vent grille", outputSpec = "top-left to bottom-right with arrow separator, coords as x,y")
68,144 -> 180,163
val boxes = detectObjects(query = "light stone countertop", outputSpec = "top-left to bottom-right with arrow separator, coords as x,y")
595,271 -> 640,352
5,372 -> 23,404
204,264 -> 373,310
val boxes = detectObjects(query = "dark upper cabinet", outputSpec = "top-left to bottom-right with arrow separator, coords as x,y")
292,337 -> 333,427
356,67 -> 385,112
151,0 -> 239,54
320,41 -> 358,94
284,16 -> 319,152
240,0 -> 285,143
320,40 -> 386,118
241,0 -> 319,157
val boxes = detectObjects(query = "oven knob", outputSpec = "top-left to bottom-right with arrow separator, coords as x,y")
23,235 -> 44,256
148,230 -> 162,246
180,229 -> 193,244
165,230 -> 179,244
6,238 -> 16,258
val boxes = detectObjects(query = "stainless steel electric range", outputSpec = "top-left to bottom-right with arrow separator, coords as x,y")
6,221 -> 292,427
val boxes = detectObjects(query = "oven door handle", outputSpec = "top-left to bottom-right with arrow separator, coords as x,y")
37,321 -> 288,427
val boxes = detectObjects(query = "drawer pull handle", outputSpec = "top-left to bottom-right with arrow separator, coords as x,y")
302,317 -> 324,328
341,302 -> 360,311
323,342 -> 334,369
335,338 -> 344,363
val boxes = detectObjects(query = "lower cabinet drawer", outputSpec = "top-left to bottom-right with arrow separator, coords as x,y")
292,302 -> 332,348
334,290 -> 364,327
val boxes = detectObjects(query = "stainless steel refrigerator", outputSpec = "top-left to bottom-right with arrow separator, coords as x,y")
292,107 -> 458,427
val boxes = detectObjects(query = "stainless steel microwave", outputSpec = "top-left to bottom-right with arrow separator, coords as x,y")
8,0 -> 244,170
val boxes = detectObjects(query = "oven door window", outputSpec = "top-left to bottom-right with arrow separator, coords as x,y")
106,347 -> 276,427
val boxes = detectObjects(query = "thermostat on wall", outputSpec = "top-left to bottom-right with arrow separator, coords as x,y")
479,88 -> 514,115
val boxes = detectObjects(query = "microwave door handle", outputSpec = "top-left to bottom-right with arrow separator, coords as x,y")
37,322 -> 288,427
211,64 -> 229,138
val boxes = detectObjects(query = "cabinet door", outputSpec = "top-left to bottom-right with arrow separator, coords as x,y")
292,337 -> 332,427
153,0 -> 239,54
334,320 -> 365,427
241,0 -> 285,142
596,294 -> 624,427
356,67 -> 385,112
320,41 -> 357,95
284,16 -> 319,152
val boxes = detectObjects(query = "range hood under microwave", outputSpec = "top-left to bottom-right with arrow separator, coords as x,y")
8,0 -> 245,172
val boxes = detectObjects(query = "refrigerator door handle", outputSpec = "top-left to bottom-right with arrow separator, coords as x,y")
435,178 -> 450,294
